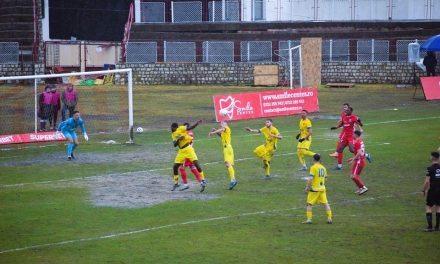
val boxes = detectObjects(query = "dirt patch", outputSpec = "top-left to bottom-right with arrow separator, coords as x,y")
50,171 -> 219,208
0,147 -> 174,167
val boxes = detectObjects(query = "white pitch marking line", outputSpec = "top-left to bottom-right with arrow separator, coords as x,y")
0,192 -> 418,255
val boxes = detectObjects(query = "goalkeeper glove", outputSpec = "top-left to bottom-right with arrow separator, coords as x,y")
330,127 -> 338,130
83,133 -> 89,141
295,133 -> 300,140
298,138 -> 305,143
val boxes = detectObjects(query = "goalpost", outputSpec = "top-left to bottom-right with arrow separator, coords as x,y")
289,45 -> 303,89
0,68 -> 134,144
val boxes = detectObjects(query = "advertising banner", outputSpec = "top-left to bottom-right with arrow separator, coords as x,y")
420,77 -> 440,100
213,88 -> 319,121
0,132 -> 66,145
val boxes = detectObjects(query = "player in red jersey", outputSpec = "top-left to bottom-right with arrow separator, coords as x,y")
347,130 -> 368,195
329,103 -> 350,158
330,106 -> 364,170
175,123 -> 204,191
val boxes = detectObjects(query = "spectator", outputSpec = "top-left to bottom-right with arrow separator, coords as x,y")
423,51 -> 437,77
61,84 -> 78,121
49,85 -> 61,131
38,85 -> 54,132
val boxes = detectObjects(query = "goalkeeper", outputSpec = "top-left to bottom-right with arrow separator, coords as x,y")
57,110 -> 88,160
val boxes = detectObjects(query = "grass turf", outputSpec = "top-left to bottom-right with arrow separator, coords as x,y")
1,84 -> 440,263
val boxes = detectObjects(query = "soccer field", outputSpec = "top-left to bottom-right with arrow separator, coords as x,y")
1,84 -> 439,263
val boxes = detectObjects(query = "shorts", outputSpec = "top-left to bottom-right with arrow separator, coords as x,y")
351,160 -> 365,176
183,159 -> 194,167
297,139 -> 312,150
174,145 -> 198,164
254,144 -> 274,162
338,134 -> 353,148
62,130 -> 77,141
307,190 -> 328,205
426,187 -> 440,207
223,144 -> 234,165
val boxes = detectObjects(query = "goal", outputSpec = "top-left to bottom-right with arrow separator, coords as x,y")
0,68 -> 134,144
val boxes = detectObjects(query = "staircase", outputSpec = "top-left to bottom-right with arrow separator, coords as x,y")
0,0 -> 35,63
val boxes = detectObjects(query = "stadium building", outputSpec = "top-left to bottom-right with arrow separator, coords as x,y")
1,0 -> 439,85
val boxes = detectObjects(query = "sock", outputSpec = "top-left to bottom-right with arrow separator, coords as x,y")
179,167 -> 188,184
263,160 -> 270,176
228,166 -> 235,181
306,211 -> 312,221
352,176 -> 364,188
71,144 -> 77,155
326,210 -> 333,220
173,175 -> 179,185
436,213 -> 440,229
199,171 -> 205,181
337,152 -> 343,166
426,213 -> 433,228
67,143 -> 74,156
190,167 -> 202,183
297,149 -> 306,167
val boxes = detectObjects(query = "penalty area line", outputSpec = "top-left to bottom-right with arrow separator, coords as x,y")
0,191 -> 418,255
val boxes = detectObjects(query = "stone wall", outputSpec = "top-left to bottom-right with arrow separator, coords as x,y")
1,62 -> 438,85
321,62 -> 436,84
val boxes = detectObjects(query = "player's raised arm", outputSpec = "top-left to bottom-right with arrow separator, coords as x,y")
188,119 -> 202,131
208,127 -> 224,137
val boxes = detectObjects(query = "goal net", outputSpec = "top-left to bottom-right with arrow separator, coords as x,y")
276,41 -> 303,89
0,68 -> 134,144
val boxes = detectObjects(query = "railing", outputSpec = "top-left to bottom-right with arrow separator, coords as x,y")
121,2 -> 135,63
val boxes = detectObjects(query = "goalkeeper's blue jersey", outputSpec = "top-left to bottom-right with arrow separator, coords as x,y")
58,117 -> 86,133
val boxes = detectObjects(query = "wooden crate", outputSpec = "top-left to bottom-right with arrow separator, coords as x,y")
254,64 -> 279,86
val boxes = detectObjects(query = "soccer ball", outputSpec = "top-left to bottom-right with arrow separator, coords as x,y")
219,108 -> 228,117
136,127 -> 144,133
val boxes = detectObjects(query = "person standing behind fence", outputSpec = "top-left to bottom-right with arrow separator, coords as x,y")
61,84 -> 78,121
49,85 -> 61,131
38,85 -> 53,132
423,51 -> 437,77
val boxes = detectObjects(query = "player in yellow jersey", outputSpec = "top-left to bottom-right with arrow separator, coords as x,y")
303,154 -> 332,224
297,110 -> 316,171
171,120 -> 207,192
245,119 -> 283,179
208,120 -> 238,190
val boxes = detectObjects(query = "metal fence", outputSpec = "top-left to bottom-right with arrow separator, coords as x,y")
126,42 -> 157,63
357,39 -> 389,62
208,0 -> 240,21
0,42 -> 19,64
323,39 -> 350,61
203,41 -> 235,63
240,41 -> 272,62
165,42 -> 196,62
123,39 -> 437,64
396,40 -> 426,62
172,1 -> 202,22
140,2 -> 165,22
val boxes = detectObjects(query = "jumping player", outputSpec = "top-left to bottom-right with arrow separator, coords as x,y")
330,106 -> 364,170
297,110 -> 316,171
178,123 -> 204,191
208,120 -> 237,190
347,130 -> 368,195
56,110 -> 88,160
171,120 -> 207,192
329,103 -> 350,157
245,119 -> 283,179
303,154 -> 333,224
